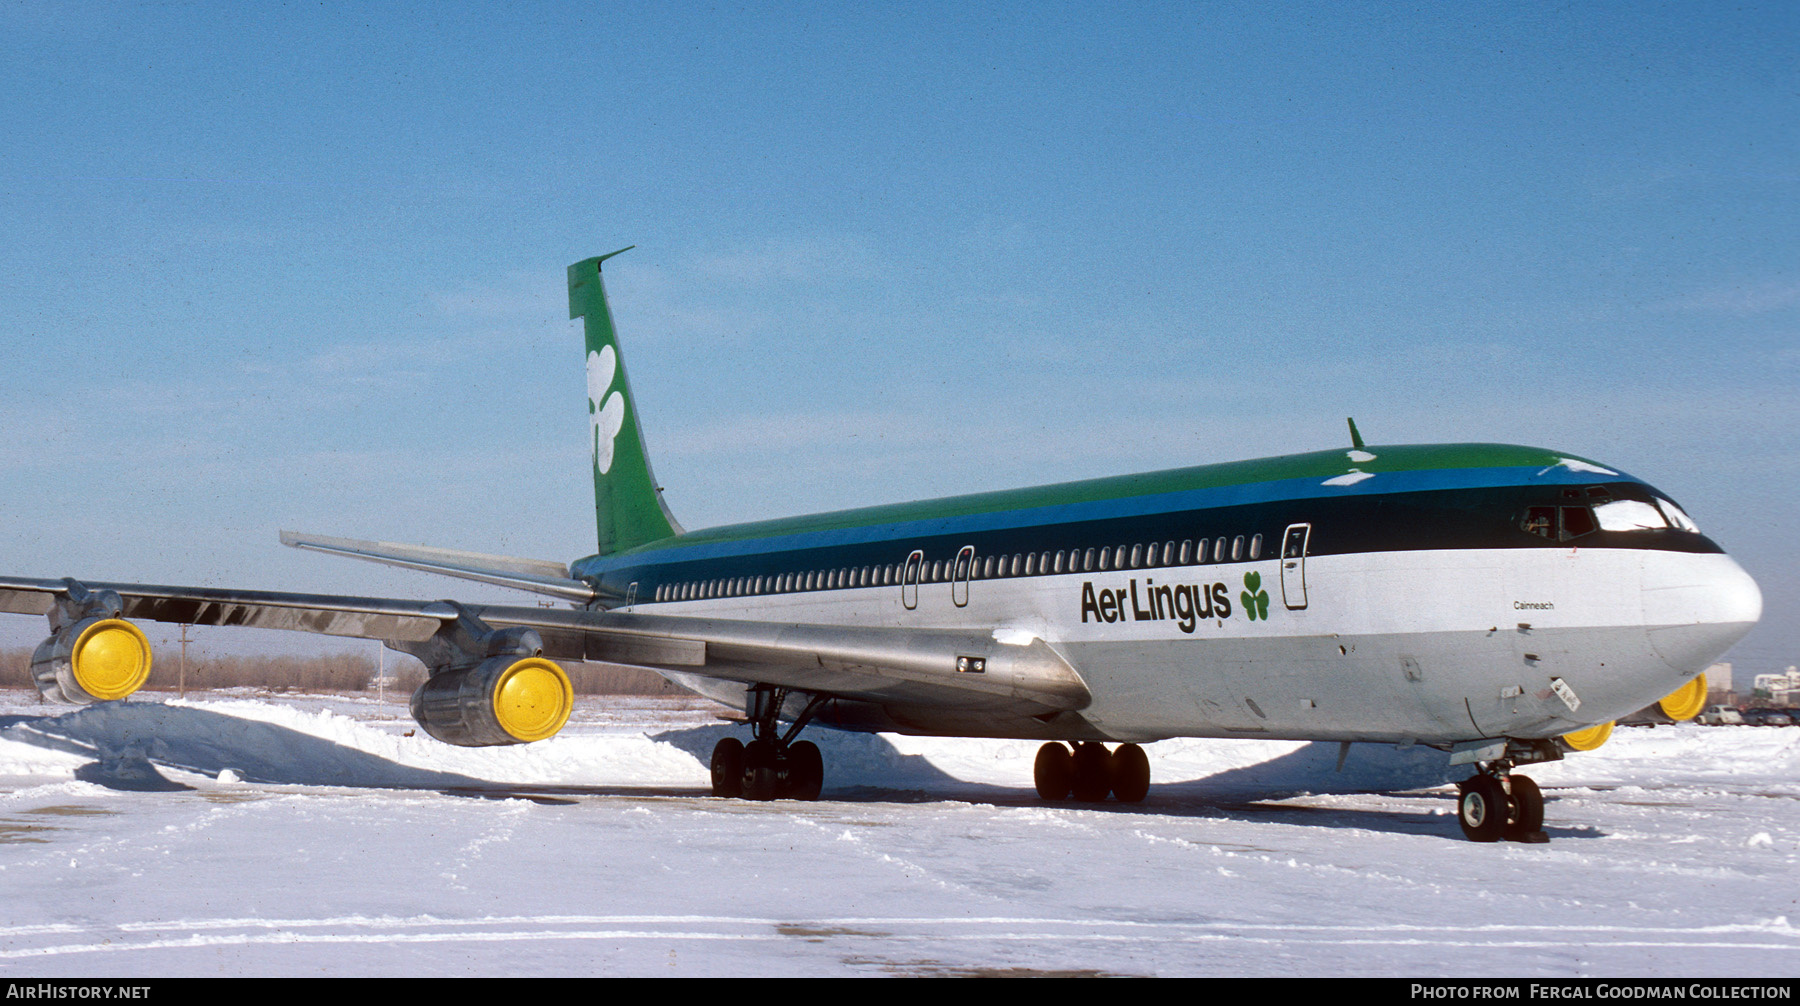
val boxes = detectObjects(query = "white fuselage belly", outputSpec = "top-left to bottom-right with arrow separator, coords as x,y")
636,547 -> 1758,745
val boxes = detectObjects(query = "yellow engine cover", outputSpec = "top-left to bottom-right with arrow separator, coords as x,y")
1562,721 -> 1614,751
1657,673 -> 1708,722
489,657 -> 574,742
69,619 -> 153,701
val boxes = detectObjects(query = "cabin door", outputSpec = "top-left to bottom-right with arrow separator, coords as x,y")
951,545 -> 975,607
901,549 -> 924,610
1280,523 -> 1311,610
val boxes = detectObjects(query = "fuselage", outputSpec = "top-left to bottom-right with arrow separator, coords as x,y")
572,443 -> 1760,746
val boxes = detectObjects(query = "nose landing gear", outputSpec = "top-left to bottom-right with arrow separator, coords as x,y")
1457,772 -> 1546,843
1456,740 -> 1559,843
709,685 -> 828,801
1033,741 -> 1151,803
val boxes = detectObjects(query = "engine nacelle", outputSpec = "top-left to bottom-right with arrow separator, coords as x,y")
1657,672 -> 1708,721
32,616 -> 154,705
410,654 -> 573,747
1562,720 -> 1614,751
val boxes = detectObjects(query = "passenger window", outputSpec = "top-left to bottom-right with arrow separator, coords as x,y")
1144,543 -> 1159,566
1249,534 -> 1262,560
1231,535 -> 1244,562
1212,538 -> 1225,563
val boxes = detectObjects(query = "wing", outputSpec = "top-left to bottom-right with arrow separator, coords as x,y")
0,576 -> 1090,738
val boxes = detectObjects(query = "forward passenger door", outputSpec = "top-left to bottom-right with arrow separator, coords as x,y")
1281,523 -> 1311,610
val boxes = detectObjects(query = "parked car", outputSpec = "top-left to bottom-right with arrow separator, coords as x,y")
1742,708 -> 1793,727
1699,705 -> 1744,725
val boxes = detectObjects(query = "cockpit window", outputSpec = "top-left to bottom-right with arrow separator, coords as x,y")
1560,505 -> 1596,538
1593,499 -> 1669,532
1523,505 -> 1599,542
1656,498 -> 1700,533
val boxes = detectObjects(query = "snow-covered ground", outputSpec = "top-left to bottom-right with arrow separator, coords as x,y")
0,689 -> 1796,977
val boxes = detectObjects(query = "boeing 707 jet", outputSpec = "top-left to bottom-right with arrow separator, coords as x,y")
1,249 -> 1762,842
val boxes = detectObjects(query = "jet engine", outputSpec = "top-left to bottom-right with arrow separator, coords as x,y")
31,584 -> 154,705
410,654 -> 574,747
1561,721 -> 1614,751
33,615 -> 154,705
392,609 -> 574,747
1657,672 -> 1708,721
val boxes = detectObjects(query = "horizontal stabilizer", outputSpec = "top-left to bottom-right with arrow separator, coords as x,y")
279,531 -> 595,603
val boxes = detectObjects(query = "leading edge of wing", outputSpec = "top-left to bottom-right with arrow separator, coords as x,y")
0,577 -> 1091,715
0,576 -> 456,642
472,604 -> 1094,716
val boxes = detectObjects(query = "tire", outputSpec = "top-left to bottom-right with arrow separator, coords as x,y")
1071,742 -> 1113,802
1033,742 -> 1073,800
785,740 -> 824,801
742,739 -> 781,801
1111,743 -> 1151,803
1458,775 -> 1507,842
709,737 -> 744,798
1504,774 -> 1544,840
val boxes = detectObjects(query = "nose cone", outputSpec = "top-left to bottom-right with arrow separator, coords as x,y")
1642,553 -> 1762,674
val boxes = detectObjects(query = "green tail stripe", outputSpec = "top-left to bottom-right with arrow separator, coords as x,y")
568,250 -> 680,556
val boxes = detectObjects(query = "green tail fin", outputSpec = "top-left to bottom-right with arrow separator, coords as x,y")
568,249 -> 681,555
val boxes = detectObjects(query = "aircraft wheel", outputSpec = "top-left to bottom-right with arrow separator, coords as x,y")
785,740 -> 824,801
1458,775 -> 1507,842
1071,742 -> 1112,802
1033,742 -> 1072,800
710,737 -> 745,798
742,739 -> 781,801
1504,774 -> 1545,841
1111,743 -> 1151,803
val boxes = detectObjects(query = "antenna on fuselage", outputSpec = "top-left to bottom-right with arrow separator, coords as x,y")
1347,417 -> 1366,450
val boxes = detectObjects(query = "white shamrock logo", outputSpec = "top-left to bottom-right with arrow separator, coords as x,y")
587,346 -> 626,474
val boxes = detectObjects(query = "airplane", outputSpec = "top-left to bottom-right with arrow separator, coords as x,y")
0,248 -> 1762,843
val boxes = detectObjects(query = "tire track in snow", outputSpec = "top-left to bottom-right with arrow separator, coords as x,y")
1,915 -> 1794,961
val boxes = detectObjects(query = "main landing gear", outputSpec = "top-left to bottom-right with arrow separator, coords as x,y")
1033,741 -> 1151,803
1456,741 -> 1558,843
709,685 -> 828,801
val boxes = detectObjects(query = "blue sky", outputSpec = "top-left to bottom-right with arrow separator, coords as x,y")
1,3 -> 1795,675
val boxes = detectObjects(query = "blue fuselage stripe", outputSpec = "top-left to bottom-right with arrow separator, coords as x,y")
573,463 -> 1656,581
